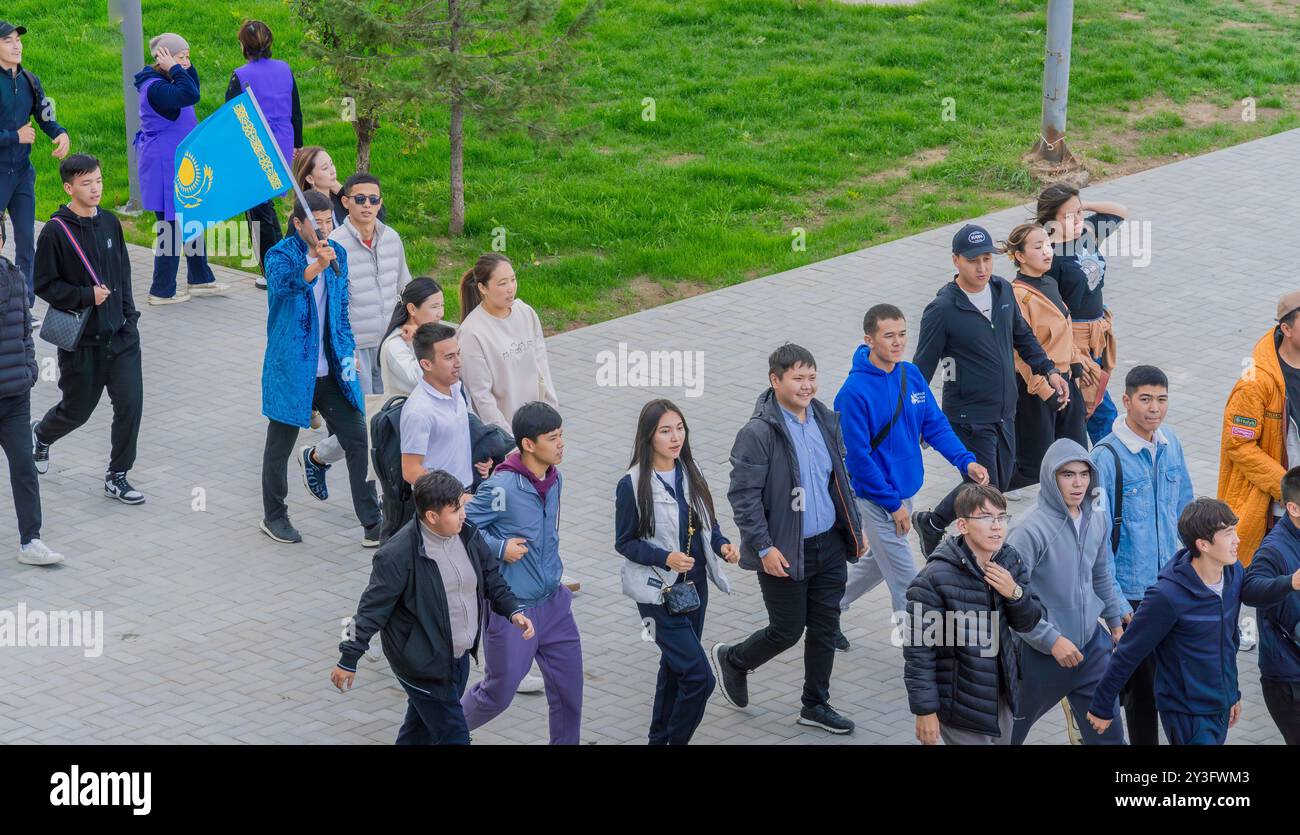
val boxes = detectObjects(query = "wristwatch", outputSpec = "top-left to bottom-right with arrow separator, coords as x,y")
1009,584 -> 1024,602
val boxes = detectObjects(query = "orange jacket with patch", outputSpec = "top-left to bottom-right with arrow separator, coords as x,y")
1011,278 -> 1098,400
1217,329 -> 1288,566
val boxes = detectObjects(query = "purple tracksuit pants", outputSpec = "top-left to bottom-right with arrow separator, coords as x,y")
461,584 -> 583,744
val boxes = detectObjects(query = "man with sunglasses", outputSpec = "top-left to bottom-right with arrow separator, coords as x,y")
904,483 -> 1043,745
1005,438 -> 1130,744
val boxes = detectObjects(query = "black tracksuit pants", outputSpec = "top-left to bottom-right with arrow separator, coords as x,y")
35,342 -> 143,474
932,420 -> 1015,528
0,391 -> 41,543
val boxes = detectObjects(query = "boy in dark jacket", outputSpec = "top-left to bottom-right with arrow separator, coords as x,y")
905,484 -> 1043,745
911,224 -> 1067,557
0,220 -> 60,565
712,343 -> 866,735
1241,465 -> 1300,744
332,469 -> 534,745
31,154 -> 145,505
0,21 -> 70,308
1088,498 -> 1245,745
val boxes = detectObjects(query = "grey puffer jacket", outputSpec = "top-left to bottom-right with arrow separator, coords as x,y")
329,217 -> 413,349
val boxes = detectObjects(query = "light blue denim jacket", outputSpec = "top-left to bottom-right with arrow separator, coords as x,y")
1090,418 -> 1194,600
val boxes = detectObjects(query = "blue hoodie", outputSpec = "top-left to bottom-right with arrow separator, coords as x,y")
1089,549 -> 1243,720
833,343 -> 975,513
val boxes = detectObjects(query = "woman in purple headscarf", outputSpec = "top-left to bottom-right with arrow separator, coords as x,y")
132,32 -> 226,304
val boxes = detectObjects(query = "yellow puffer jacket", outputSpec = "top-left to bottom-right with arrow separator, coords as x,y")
1217,329 -> 1290,566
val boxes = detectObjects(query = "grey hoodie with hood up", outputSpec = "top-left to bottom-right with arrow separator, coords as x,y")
1007,438 -> 1131,655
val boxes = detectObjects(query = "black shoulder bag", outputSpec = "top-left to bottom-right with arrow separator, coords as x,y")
869,363 -> 908,452
1095,442 -> 1124,553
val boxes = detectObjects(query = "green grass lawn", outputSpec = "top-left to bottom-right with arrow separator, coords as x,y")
11,0 -> 1300,328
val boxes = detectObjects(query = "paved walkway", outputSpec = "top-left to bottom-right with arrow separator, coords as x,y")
1,127 -> 1295,745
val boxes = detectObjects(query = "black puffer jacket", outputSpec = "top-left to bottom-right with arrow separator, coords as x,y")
0,255 -> 37,397
903,535 -> 1043,737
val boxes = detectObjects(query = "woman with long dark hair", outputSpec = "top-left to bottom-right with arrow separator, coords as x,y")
377,277 -> 446,395
614,399 -> 739,744
457,253 -> 558,432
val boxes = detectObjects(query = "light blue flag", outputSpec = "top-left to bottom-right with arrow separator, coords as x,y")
172,90 -> 292,242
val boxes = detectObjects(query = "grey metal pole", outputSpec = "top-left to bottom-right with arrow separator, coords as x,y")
1031,0 -> 1077,165
109,0 -> 144,214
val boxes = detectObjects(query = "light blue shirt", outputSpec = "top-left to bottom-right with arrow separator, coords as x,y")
781,404 -> 836,540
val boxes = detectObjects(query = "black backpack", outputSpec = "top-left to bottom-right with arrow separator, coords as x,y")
1095,442 -> 1124,554
370,395 -> 412,542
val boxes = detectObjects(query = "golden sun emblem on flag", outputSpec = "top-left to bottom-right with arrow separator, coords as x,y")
174,151 -> 214,209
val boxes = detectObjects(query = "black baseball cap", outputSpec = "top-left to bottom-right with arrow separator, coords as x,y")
0,22 -> 26,39
952,223 -> 996,258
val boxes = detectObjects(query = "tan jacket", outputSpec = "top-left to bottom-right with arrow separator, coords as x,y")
1012,278 -> 1098,400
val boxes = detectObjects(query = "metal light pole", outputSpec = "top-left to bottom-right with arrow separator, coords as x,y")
1030,0 -> 1078,166
109,0 -> 144,214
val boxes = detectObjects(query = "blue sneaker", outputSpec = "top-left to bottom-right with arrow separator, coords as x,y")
299,446 -> 329,501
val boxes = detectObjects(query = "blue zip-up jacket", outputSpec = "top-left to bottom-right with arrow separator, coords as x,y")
261,232 -> 362,427
0,65 -> 66,174
466,464 -> 564,609
1091,421 -> 1194,599
833,343 -> 975,512
1242,515 -> 1300,683
1089,550 -> 1243,720
131,65 -> 201,121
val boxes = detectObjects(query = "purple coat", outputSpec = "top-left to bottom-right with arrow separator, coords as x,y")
133,67 -> 199,221
232,58 -> 296,166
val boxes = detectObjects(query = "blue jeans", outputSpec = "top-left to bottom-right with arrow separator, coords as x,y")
150,211 -> 215,298
0,165 -> 36,306
394,652 -> 471,745
637,582 -> 713,745
1087,356 -> 1119,444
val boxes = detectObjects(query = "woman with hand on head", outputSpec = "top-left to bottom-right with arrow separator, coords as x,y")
615,398 -> 739,745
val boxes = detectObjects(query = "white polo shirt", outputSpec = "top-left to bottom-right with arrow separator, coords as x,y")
399,378 -> 473,487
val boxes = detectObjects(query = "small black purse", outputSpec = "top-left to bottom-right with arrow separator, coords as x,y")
38,217 -> 103,352
655,507 -> 701,615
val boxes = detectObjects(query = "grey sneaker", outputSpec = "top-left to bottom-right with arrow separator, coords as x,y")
711,642 -> 749,708
17,539 -> 64,566
260,517 -> 303,544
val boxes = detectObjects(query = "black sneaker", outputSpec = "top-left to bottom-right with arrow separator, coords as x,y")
260,517 -> 303,544
710,642 -> 749,709
104,472 -> 145,505
31,420 -> 49,475
299,446 -> 330,501
913,510 -> 944,558
362,522 -> 382,548
797,703 -> 855,735
833,629 -> 850,652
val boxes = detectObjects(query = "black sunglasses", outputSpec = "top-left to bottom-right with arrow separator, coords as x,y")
348,194 -> 382,206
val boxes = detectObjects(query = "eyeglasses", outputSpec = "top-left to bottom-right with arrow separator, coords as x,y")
349,194 -> 382,205
962,513 -> 1012,526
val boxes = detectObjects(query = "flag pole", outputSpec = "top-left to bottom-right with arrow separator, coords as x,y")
244,88 -> 339,276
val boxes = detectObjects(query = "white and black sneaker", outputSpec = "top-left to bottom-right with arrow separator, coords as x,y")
31,420 -> 49,474
104,471 -> 146,505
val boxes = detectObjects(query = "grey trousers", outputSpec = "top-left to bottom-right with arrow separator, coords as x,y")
316,346 -> 382,464
841,497 -> 917,617
939,699 -> 1014,746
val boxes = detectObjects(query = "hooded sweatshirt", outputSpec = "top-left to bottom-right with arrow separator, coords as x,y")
33,205 -> 139,352
1089,549 -> 1243,720
496,450 -> 558,502
834,344 -> 975,512
1007,438 -> 1131,655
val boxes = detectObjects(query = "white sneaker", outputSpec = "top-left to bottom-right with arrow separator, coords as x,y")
188,282 -> 228,296
516,674 -> 544,694
18,539 -> 64,566
1004,489 -> 1024,501
1240,633 -> 1257,652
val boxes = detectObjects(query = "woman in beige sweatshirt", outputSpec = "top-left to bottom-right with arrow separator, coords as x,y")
457,253 -> 559,434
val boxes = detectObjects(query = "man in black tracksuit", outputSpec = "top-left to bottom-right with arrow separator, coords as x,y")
332,469 -> 535,745
31,155 -> 145,504
0,21 -> 70,307
911,224 -> 1066,556
711,343 -> 866,735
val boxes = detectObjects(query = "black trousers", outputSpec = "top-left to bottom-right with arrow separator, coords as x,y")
1120,597 -> 1161,745
395,653 -> 472,745
261,374 -> 380,527
1262,678 -> 1300,745
932,420 -> 1015,528
36,341 -> 143,474
729,530 -> 848,709
245,199 -> 283,275
1009,375 -> 1087,490
0,391 -> 41,544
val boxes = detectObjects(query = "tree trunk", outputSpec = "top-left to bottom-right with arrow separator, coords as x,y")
354,116 -> 375,174
448,0 -> 465,236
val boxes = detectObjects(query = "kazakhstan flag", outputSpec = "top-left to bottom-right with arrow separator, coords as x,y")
173,89 -> 292,242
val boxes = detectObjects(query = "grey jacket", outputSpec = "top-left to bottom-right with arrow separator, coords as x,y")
727,388 -> 863,582
329,217 -> 413,349
1007,438 -> 1131,655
